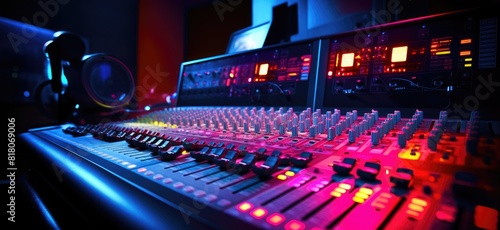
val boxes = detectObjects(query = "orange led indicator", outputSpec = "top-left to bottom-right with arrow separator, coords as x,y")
331,191 -> 342,197
267,213 -> 285,226
285,220 -> 305,230
277,174 -> 287,180
460,38 -> 472,44
411,198 -> 428,207
353,196 -> 365,203
251,208 -> 267,219
237,202 -> 253,212
460,50 -> 471,56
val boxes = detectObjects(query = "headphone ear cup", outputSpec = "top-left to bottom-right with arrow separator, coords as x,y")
44,41 -> 63,93
54,32 -> 86,64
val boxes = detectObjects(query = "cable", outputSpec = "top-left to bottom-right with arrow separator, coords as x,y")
390,77 -> 447,91
266,82 -> 285,95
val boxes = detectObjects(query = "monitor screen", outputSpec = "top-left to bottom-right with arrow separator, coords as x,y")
226,22 -> 271,54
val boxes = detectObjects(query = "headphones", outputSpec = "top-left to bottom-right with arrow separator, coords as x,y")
39,31 -> 135,122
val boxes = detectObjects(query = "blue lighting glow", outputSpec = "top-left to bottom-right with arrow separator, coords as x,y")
25,134 -> 167,229
99,63 -> 111,82
75,104 -> 80,109
26,181 -> 60,230
23,91 -> 30,97
144,105 -> 151,111
46,62 -> 68,86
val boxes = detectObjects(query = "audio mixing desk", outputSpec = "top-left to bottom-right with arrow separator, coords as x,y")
19,6 -> 500,229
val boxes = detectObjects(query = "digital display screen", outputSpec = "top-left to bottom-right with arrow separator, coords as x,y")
340,53 -> 355,67
227,22 -> 271,54
391,46 -> 408,62
258,63 -> 269,75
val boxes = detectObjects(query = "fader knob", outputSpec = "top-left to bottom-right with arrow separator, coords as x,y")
390,168 -> 414,189
233,153 -> 257,174
158,146 -> 184,161
290,152 -> 313,167
356,162 -> 381,181
215,150 -> 238,170
252,156 -> 280,178
333,157 -> 356,175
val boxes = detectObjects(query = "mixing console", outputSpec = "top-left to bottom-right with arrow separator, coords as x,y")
19,6 -> 500,230
21,107 -> 500,229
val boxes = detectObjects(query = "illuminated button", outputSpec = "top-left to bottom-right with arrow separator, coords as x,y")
339,183 -> 352,190
237,202 -> 253,212
127,164 -> 136,169
474,205 -> 498,230
121,161 -> 130,166
204,194 -> 217,202
379,192 -> 393,199
137,168 -> 147,173
162,178 -> 173,184
411,198 -> 428,207
217,199 -> 231,207
407,210 -> 420,218
331,191 -> 342,197
376,197 -> 389,204
183,186 -> 194,192
277,174 -> 287,180
173,182 -> 184,188
408,203 -> 425,212
372,202 -> 386,209
355,192 -> 369,199
285,220 -> 305,230
251,208 -> 267,219
353,196 -> 365,203
193,190 -> 206,198
153,174 -> 164,180
334,187 -> 347,194
359,187 -> 373,195
267,213 -> 285,226
285,171 -> 295,177
144,171 -> 154,176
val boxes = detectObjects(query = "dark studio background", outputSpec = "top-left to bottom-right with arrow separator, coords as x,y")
0,0 -> 496,228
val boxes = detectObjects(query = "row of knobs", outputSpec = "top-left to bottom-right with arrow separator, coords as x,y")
138,107 -> 431,148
